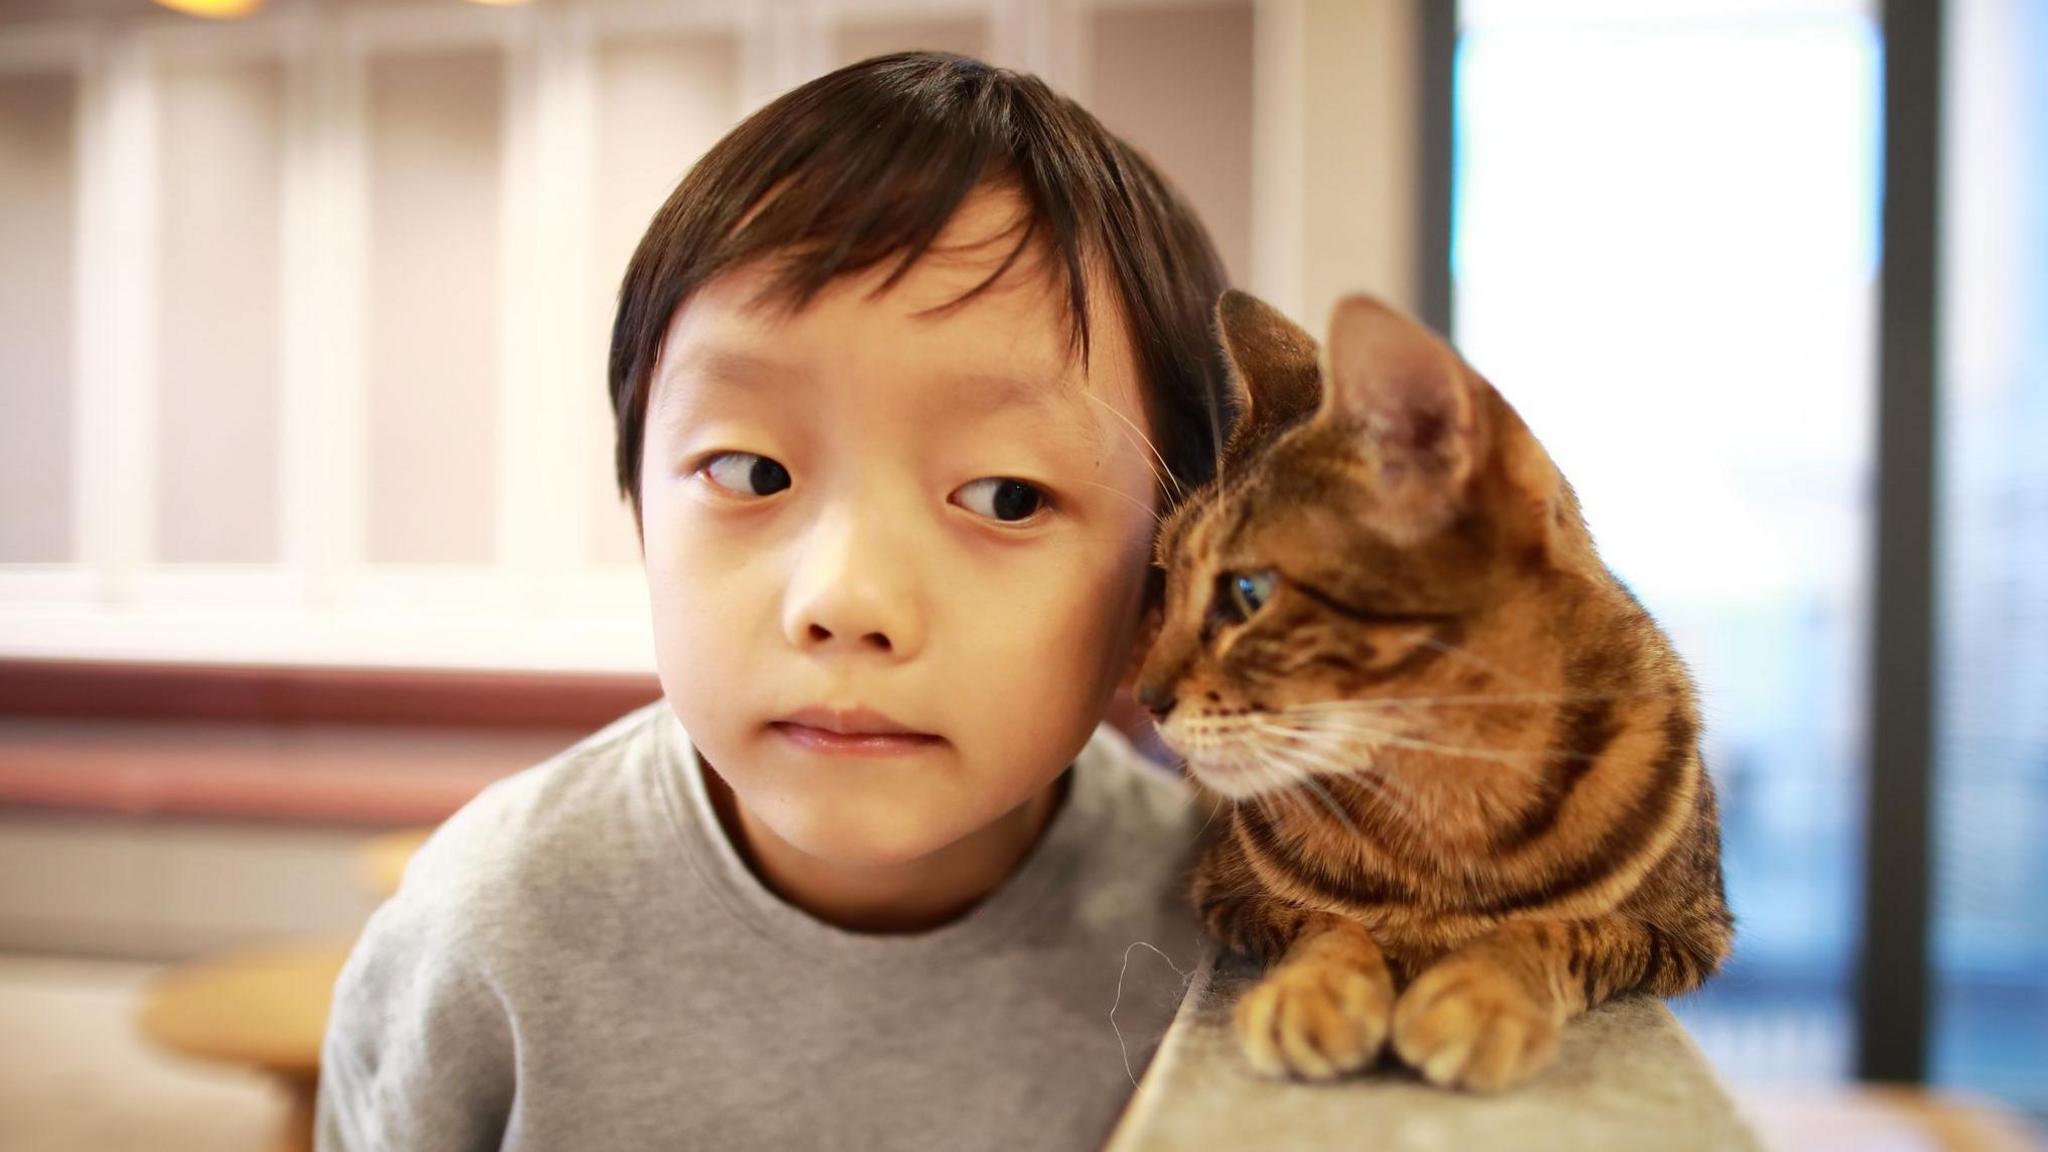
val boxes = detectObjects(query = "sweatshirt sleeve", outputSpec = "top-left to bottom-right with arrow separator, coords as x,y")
315,830 -> 519,1152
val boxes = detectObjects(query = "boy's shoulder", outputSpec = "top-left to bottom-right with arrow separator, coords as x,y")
319,704 -> 680,1149
1063,722 -> 1208,898
391,700 -> 677,925
1074,722 -> 1198,833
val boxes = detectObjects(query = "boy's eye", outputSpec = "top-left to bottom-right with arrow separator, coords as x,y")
955,478 -> 1047,523
701,452 -> 791,497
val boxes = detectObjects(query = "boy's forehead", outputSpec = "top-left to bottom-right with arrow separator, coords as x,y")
654,186 -> 1142,423
730,186 -> 1074,329
872,186 -> 1056,306
652,342 -> 1115,464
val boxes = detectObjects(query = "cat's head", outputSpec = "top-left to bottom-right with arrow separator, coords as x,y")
1133,290 -> 1600,801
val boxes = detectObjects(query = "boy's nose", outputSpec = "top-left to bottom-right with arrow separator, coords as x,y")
785,577 -> 918,659
780,509 -> 923,659
787,587 -> 915,659
799,621 -> 892,653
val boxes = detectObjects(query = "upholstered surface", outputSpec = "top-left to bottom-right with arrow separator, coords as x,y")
1109,949 -> 1762,1152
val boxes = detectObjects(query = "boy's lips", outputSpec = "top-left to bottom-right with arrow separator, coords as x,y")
769,707 -> 945,756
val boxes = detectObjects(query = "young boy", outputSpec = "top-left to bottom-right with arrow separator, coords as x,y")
318,52 -> 1234,1151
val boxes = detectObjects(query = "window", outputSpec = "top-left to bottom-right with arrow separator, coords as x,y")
1453,0 -> 1883,1084
1933,0 -> 2048,1115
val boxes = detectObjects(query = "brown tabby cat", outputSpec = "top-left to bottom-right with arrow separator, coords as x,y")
1132,290 -> 1733,1092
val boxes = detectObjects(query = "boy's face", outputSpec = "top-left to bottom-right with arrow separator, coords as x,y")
640,187 -> 1160,867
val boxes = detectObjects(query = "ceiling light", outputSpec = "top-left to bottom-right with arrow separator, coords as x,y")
151,0 -> 265,17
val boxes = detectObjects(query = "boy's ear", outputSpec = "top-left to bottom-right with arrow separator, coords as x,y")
1320,293 -> 1480,545
1217,290 -> 1322,468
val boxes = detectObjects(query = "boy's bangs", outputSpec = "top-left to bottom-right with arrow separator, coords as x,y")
617,53 -> 1099,385
720,121 -> 1094,360
611,51 -> 1233,539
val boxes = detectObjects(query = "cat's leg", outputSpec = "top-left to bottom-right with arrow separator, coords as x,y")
1389,915 -> 1717,1091
1190,828 -> 1305,961
1234,911 -> 1395,1081
1191,827 -> 1397,1080
1388,919 -> 1576,1091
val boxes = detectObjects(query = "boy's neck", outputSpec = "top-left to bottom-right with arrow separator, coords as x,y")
700,762 -> 1071,934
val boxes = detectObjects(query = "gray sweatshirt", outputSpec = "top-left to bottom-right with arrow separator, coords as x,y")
316,701 -> 1207,1151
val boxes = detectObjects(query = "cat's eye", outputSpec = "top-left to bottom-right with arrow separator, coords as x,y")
955,478 -> 1048,523
701,452 -> 792,498
1223,569 -> 1277,622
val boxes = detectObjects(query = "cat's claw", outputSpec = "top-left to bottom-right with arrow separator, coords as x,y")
1234,959 -> 1393,1081
1390,958 -> 1562,1092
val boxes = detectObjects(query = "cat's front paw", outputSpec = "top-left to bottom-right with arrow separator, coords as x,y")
1234,958 -> 1394,1081
1391,957 -> 1562,1091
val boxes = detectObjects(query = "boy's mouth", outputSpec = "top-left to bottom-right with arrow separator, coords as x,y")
770,707 -> 945,756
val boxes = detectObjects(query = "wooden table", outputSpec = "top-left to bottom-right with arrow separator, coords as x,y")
136,938 -> 354,1152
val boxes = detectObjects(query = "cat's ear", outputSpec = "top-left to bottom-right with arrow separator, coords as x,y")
1321,294 -> 1479,544
1217,290 -> 1322,466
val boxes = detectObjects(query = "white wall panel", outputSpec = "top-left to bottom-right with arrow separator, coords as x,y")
0,72 -> 78,563
1088,1 -> 1253,284
586,34 -> 740,569
154,58 -> 283,564
364,49 -> 502,566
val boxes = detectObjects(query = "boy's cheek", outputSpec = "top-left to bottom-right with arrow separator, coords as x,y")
1121,603 -> 1166,688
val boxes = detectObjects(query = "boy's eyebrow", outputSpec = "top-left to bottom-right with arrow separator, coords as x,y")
659,345 -> 808,401
654,344 -> 1100,444
650,346 -> 803,432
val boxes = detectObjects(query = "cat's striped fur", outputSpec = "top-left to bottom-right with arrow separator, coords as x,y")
1133,291 -> 1733,1091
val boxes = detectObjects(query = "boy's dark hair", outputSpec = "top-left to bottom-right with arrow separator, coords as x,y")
608,51 -> 1234,555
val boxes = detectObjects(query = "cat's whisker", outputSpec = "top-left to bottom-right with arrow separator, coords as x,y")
1266,734 -> 1429,829
1274,785 -> 1332,830
1418,635 -> 1542,692
1248,719 -> 1362,770
1246,720 -> 1428,832
1282,690 -> 1648,710
1191,725 -> 1344,830
1204,375 -> 1227,484
1269,704 -> 1535,749
1295,776 -> 1362,833
1221,731 -> 1315,800
1211,742 -> 1292,827
1076,479 -> 1168,527
1269,725 -> 1433,824
1157,756 -> 1219,824
1250,739 -> 1363,835
1259,711 -> 1406,747
1261,713 -> 1557,777
1096,400 -> 1182,505
1081,388 -> 1186,505
1347,765 -> 1432,828
1250,789 -> 1289,829
1275,755 -> 1390,835
1291,724 -> 1549,774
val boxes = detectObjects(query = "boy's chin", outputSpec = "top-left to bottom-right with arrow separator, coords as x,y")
757,799 -> 975,869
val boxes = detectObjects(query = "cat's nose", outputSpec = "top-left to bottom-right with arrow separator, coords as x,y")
1135,681 -> 1177,718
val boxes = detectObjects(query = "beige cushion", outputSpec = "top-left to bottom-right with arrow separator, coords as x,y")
1109,949 -> 1761,1152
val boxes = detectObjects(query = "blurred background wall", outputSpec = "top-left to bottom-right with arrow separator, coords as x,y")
0,0 -> 1420,670
0,4 -> 1432,1144
1,0 -> 2044,1143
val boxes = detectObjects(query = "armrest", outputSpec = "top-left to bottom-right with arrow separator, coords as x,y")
1109,949 -> 1761,1152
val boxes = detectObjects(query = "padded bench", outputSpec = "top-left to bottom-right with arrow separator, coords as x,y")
1109,949 -> 1763,1151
